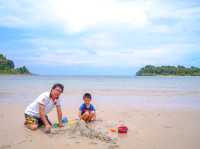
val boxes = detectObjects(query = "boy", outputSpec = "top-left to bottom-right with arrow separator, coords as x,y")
24,83 -> 64,133
78,93 -> 96,122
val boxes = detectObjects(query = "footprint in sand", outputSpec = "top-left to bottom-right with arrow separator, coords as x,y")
71,136 -> 77,139
65,143 -> 71,146
75,141 -> 80,144
163,125 -> 173,128
0,114 -> 4,118
118,120 -> 124,123
15,139 -> 28,145
90,141 -> 98,145
0,145 -> 11,149
108,144 -> 120,149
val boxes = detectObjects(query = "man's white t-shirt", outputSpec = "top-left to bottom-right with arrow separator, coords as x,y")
25,92 -> 61,118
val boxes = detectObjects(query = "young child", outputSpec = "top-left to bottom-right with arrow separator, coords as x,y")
78,93 -> 96,122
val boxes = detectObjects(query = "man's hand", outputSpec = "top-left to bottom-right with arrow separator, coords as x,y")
58,123 -> 64,128
44,124 -> 52,133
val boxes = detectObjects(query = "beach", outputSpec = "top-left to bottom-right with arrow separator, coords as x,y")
0,103 -> 200,149
1,0 -> 200,148
0,75 -> 200,149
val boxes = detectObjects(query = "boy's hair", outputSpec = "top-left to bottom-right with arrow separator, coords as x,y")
83,93 -> 92,99
51,83 -> 64,93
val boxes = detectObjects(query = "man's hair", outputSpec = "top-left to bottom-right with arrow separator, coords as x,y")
51,83 -> 64,93
83,93 -> 92,99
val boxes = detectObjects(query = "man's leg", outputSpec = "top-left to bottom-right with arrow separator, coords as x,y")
26,124 -> 38,130
24,114 -> 38,130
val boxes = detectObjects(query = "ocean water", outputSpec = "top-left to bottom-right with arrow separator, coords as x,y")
0,75 -> 200,109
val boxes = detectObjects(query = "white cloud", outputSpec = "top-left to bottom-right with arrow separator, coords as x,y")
175,6 -> 200,18
150,25 -> 172,33
81,32 -> 117,49
1,0 -> 199,32
0,15 -> 26,27
47,0 -> 152,32
14,43 -> 193,68
0,0 -> 153,32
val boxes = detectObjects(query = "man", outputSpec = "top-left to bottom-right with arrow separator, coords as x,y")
24,83 -> 64,133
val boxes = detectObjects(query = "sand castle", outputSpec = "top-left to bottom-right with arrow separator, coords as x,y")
50,120 -> 116,144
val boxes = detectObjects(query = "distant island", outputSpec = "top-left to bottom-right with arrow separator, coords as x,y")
136,65 -> 200,76
0,54 -> 31,74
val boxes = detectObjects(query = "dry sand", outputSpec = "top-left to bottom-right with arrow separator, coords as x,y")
0,103 -> 200,149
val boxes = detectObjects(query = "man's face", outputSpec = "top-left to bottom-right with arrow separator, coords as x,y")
84,97 -> 91,106
51,86 -> 62,99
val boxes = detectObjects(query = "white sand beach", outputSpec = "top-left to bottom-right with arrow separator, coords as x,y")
0,103 -> 200,149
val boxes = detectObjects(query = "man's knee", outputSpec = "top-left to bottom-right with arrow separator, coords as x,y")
27,124 -> 38,130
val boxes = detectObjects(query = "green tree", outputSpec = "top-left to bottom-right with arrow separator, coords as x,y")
0,53 -> 30,74
136,65 -> 200,76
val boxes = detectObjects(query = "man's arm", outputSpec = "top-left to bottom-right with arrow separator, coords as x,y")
39,103 -> 51,127
56,105 -> 63,127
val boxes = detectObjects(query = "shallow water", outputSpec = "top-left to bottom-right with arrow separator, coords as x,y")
0,75 -> 200,109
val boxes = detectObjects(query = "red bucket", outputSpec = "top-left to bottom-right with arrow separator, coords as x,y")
118,125 -> 128,133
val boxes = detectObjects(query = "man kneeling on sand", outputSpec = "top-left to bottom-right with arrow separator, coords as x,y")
24,83 -> 64,133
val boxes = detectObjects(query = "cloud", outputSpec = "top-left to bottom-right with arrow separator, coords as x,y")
1,0 -> 200,75
0,15 -> 26,27
11,42 -> 195,68
81,32 -> 117,50
1,0 -> 199,34
0,0 -> 153,32
175,6 -> 200,18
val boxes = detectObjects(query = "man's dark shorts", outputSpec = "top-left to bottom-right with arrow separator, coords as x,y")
24,114 -> 52,127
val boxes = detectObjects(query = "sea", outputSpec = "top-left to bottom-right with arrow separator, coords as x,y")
0,75 -> 200,109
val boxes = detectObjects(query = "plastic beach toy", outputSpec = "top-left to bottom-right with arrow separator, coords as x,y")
118,125 -> 128,133
68,119 -> 76,126
62,116 -> 68,124
110,128 -> 117,132
53,123 -> 59,128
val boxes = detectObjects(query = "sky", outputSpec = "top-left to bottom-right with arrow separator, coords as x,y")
0,0 -> 200,76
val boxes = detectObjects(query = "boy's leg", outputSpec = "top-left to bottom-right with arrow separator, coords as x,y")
81,111 -> 90,122
88,111 -> 96,121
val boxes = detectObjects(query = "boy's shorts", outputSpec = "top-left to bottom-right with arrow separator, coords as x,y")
24,114 -> 52,127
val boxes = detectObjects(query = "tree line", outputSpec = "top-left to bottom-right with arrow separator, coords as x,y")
136,65 -> 200,76
0,54 -> 30,74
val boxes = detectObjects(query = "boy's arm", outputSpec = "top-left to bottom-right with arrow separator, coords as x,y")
56,105 -> 63,127
39,103 -> 51,127
78,110 -> 82,119
78,104 -> 83,119
91,104 -> 96,120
